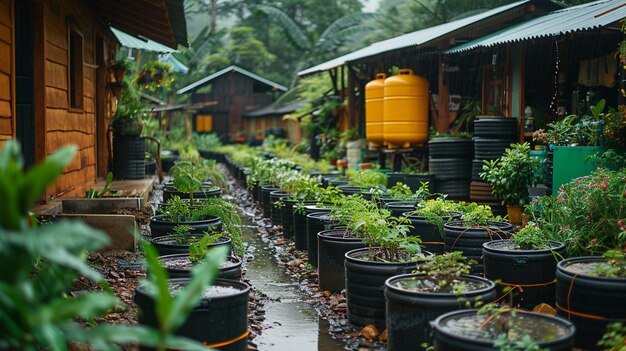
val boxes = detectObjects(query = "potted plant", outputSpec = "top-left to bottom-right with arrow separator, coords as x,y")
111,80 -> 147,179
343,203 -> 430,329
480,142 -> 542,224
482,222 -> 566,309
431,304 -> 575,350
151,224 -> 231,256
384,252 -> 497,350
135,60 -> 173,93
164,159 -> 225,202
555,250 -> 626,349
404,197 -> 463,254
443,203 -> 513,274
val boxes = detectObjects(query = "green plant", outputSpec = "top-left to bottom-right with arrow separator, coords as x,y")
191,133 -> 222,151
388,182 -> 430,202
170,224 -> 195,244
135,60 -> 173,92
477,303 -> 547,351
0,140 -> 213,351
188,232 -> 222,263
513,222 -> 552,250
85,172 -> 120,198
415,252 -> 476,292
480,142 -> 542,206
111,78 -> 146,136
408,197 -> 459,236
598,322 -> 626,351
525,167 -> 626,256
346,169 -> 387,189
593,250 -> 626,278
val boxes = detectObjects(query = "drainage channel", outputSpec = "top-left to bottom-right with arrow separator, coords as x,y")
241,220 -> 346,350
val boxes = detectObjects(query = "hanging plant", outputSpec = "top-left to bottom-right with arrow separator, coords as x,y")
135,61 -> 173,93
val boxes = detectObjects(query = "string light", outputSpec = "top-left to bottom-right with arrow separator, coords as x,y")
549,39 -> 561,113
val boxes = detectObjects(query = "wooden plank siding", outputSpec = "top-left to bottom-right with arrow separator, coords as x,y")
0,0 -> 13,145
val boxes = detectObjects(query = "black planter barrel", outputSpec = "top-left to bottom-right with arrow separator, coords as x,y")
556,256 -> 626,349
270,191 -> 289,225
473,118 -> 518,139
260,185 -> 279,218
113,135 -> 146,180
306,212 -> 336,268
317,229 -> 366,293
280,197 -> 301,239
149,215 -> 222,238
159,254 -> 242,280
428,159 -> 471,180
404,174 -> 436,193
385,274 -> 496,350
293,204 -> 330,250
435,180 -> 471,200
473,137 -> 515,160
443,221 -> 513,273
385,201 -> 418,218
345,247 -> 432,329
483,239 -> 565,309
405,212 -> 461,254
163,186 -> 222,202
135,278 -> 250,351
428,138 -> 473,158
337,185 -> 372,200
386,173 -> 405,188
432,309 -> 575,351
151,235 -> 231,256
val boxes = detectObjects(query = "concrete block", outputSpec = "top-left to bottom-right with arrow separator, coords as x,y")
52,214 -> 138,252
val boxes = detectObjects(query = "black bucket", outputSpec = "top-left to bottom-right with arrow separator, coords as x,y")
428,158 -> 471,181
270,191 -> 289,225
293,204 -> 330,250
428,137 -> 473,158
260,185 -> 279,218
317,229 -> 366,293
432,309 -> 575,351
135,278 -> 250,351
556,256 -> 626,349
405,212 -> 461,255
151,235 -> 231,256
163,187 -> 222,202
473,118 -> 518,139
386,173 -> 405,188
385,201 -> 418,218
385,274 -> 496,350
435,180 -> 470,200
473,137 -> 515,160
280,197 -> 301,239
149,215 -> 222,238
344,247 -> 431,329
483,239 -> 565,309
159,254 -> 242,280
306,212 -> 336,268
443,221 -> 513,274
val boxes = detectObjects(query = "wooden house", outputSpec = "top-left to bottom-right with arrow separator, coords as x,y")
0,0 -> 186,198
177,66 -> 287,138
242,100 -> 306,144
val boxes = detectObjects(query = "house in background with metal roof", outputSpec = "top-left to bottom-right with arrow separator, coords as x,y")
177,66 -> 288,139
445,0 -> 625,142
298,0 -> 560,134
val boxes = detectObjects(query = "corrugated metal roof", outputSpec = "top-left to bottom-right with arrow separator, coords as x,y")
160,53 -> 189,73
447,0 -> 626,53
177,66 -> 288,95
298,0 -> 530,76
111,27 -> 177,53
243,101 -> 306,118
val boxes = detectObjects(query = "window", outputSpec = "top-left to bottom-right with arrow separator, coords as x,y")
68,24 -> 83,109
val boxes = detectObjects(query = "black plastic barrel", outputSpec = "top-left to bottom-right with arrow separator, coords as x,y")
473,137 -> 514,160
317,229 -> 366,293
428,138 -> 473,158
405,212 -> 461,255
385,201 -> 418,217
344,247 -> 431,329
432,309 -> 575,351
429,158 -> 472,180
403,174 -> 436,193
113,136 -> 146,179
483,239 -> 565,309
386,173 -> 405,188
270,191 -> 289,225
443,221 -> 513,274
556,256 -> 626,349
135,278 -> 250,351
149,215 -> 222,238
435,180 -> 471,200
473,118 -> 518,139
385,274 -> 496,350
293,204 -> 330,250
159,254 -> 242,280
260,185 -> 279,218
306,212 -> 336,268
163,187 -> 222,202
151,235 -> 231,256
280,197 -> 305,239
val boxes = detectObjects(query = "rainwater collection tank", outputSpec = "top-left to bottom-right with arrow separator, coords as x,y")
365,73 -> 386,147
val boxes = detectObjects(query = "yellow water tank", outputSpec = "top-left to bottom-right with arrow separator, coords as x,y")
365,73 -> 386,147
383,69 -> 429,148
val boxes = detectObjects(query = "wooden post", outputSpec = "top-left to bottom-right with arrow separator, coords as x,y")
437,55 -> 449,132
348,65 -> 356,128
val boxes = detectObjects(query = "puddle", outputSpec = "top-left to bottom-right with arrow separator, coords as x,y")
242,223 -> 346,350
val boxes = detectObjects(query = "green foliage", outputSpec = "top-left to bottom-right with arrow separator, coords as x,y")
112,77 -> 147,135
191,133 -> 222,151
85,172 -> 120,198
170,159 -> 228,197
513,222 -> 551,250
598,322 -> 626,351
415,252 -> 476,291
346,169 -> 388,189
170,224 -> 195,245
593,250 -> 626,278
388,182 -> 430,202
188,232 -> 222,263
480,142 -> 542,206
408,197 -> 460,237
524,167 -> 626,256
0,140 -> 212,351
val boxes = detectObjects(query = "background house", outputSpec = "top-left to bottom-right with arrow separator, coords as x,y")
0,0 -> 186,198
177,66 -> 287,139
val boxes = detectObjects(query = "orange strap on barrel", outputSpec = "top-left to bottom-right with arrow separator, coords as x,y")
493,279 -> 556,303
559,273 -> 626,321
167,330 -> 250,350
420,241 -> 444,246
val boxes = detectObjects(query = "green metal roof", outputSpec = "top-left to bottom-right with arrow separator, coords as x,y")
110,27 -> 177,53
447,0 -> 626,53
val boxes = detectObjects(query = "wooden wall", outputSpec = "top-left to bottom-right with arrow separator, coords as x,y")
242,116 -> 303,145
0,0 -> 13,145
43,0 -> 115,197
